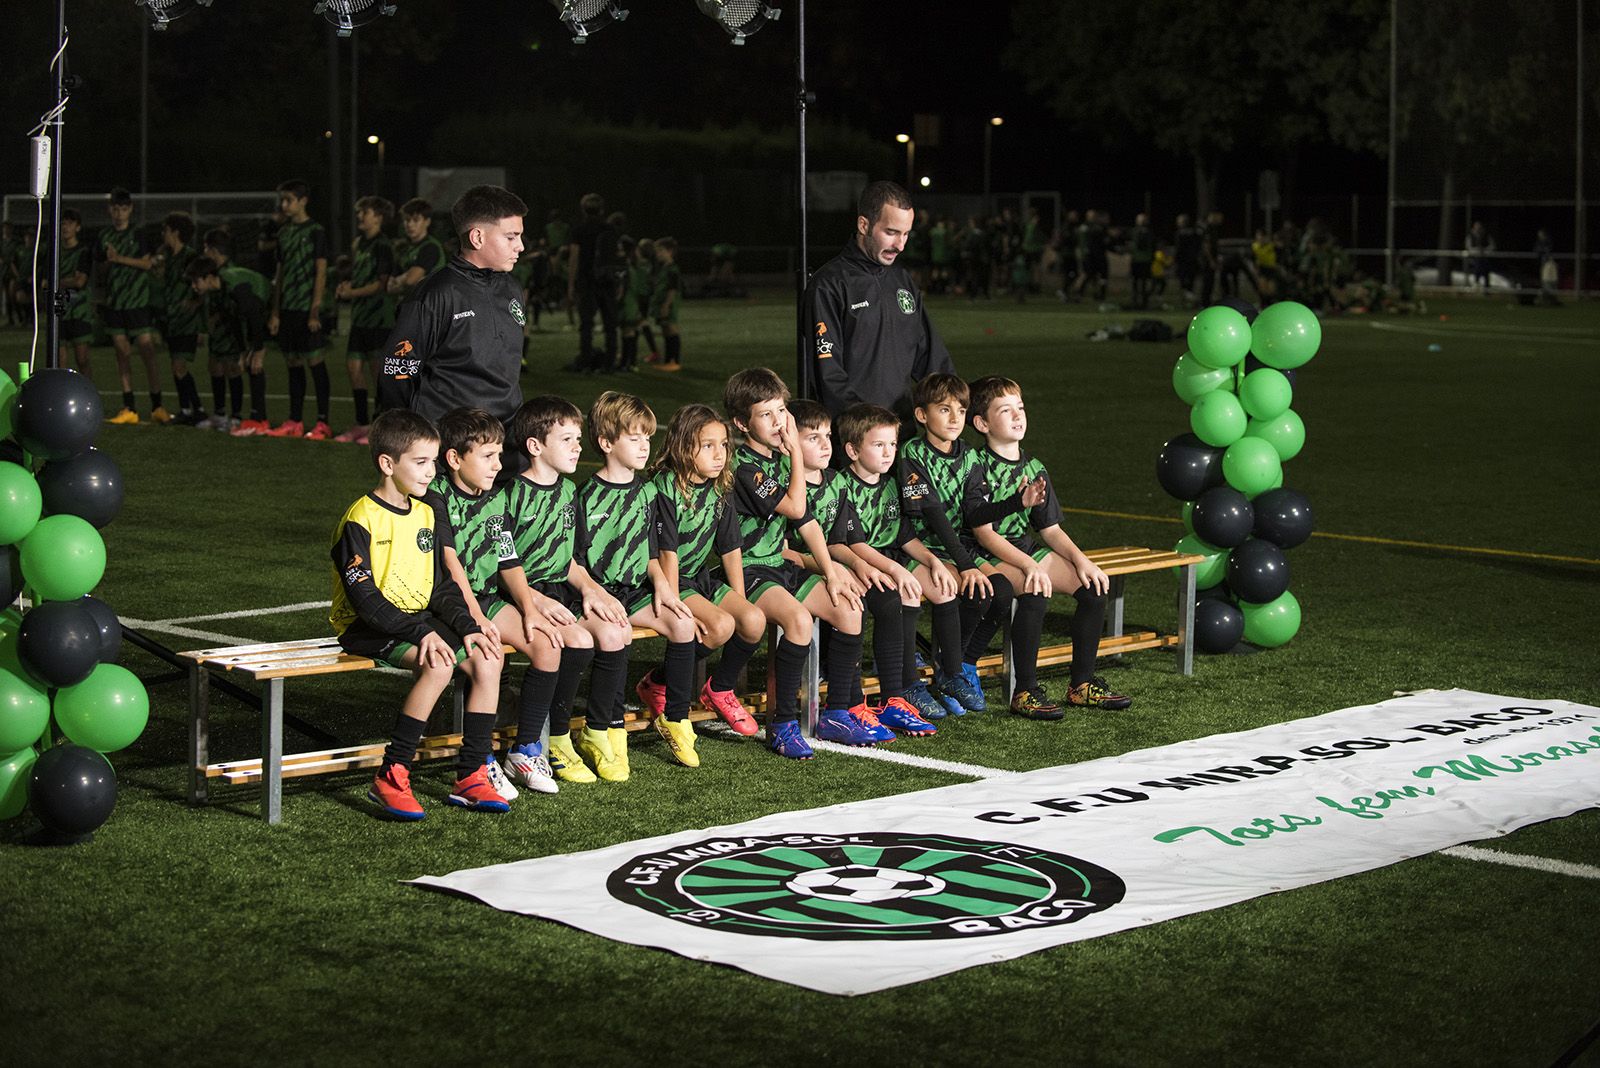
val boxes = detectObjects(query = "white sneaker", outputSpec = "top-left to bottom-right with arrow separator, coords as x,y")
483,753 -> 519,802
504,746 -> 559,794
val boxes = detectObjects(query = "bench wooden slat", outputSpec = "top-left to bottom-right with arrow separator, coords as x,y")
179,638 -> 346,662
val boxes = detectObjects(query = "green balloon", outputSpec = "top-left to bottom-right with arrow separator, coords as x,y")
1186,306 -> 1252,369
1250,467 -> 1285,499
1172,352 -> 1234,404
1239,368 -> 1293,420
1175,534 -> 1229,589
0,366 -> 17,443
20,514 -> 106,601
1222,437 -> 1283,496
1242,589 -> 1302,647
0,620 -> 43,696
0,462 -> 42,546
1245,408 -> 1306,462
1181,500 -> 1196,535
0,744 -> 37,820
54,663 -> 149,753
1250,301 -> 1322,369
0,668 -> 49,753
1190,391 -> 1247,447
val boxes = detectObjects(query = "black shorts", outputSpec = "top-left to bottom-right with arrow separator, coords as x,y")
531,579 -> 584,616
166,334 -> 199,357
680,569 -> 732,604
876,544 -> 912,569
103,306 -> 153,335
60,319 -> 92,342
276,309 -> 325,355
337,615 -> 466,669
604,580 -> 655,616
742,560 -> 822,603
1130,261 -> 1151,280
346,326 -> 390,357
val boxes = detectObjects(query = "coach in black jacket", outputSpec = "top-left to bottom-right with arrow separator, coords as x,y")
805,181 -> 954,420
378,185 -> 527,424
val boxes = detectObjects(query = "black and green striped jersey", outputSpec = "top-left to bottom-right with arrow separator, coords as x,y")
98,225 -> 154,311
275,218 -> 330,312
161,246 -> 207,336
651,261 -> 681,310
503,474 -> 578,585
423,476 -> 519,599
55,242 -> 93,323
399,235 -> 445,281
576,472 -> 658,589
651,471 -> 739,579
843,468 -> 911,551
899,436 -> 985,560
208,264 -> 270,358
791,468 -> 861,551
969,446 -> 1063,553
350,233 -> 398,329
730,444 -> 810,569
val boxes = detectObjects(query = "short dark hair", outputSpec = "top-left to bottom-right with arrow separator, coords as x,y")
837,403 -> 898,449
400,197 -> 432,220
368,409 -> 438,472
202,228 -> 233,259
580,192 -> 605,218
655,236 -> 678,253
108,187 -> 133,206
355,196 -> 395,226
276,179 -> 311,201
451,185 -> 527,238
437,406 -> 504,458
61,208 -> 81,224
162,211 -> 194,244
914,372 -> 970,411
967,375 -> 1023,426
185,257 -> 220,284
510,395 -> 583,453
787,399 -> 831,434
857,181 -> 913,225
723,367 -> 790,426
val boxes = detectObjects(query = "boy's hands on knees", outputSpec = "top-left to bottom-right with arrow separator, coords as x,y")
472,613 -> 501,648
959,567 -> 993,599
823,561 -> 864,612
653,583 -> 694,623
524,612 -> 563,650
854,558 -> 893,592
891,566 -> 922,603
1023,563 -> 1053,597
462,631 -> 503,662
1075,559 -> 1110,596
584,587 -> 628,626
929,562 -> 958,599
534,591 -> 576,628
417,631 -> 456,669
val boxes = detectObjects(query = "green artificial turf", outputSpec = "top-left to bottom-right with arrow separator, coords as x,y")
2,292 -> 1598,1067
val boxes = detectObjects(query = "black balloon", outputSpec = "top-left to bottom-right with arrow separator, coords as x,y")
1227,538 -> 1291,604
1195,598 -> 1245,654
1244,354 -> 1298,390
1191,487 -> 1255,548
18,600 -> 100,687
1197,582 -> 1235,604
0,440 -> 24,466
1156,433 -> 1226,501
79,596 -> 123,663
38,448 -> 125,529
1,544 -> 20,608
14,368 -> 103,461
1253,488 -> 1314,549
29,745 -> 117,837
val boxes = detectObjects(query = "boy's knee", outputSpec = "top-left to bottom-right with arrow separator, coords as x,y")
1072,586 -> 1106,610
564,626 -> 595,650
708,613 -> 735,646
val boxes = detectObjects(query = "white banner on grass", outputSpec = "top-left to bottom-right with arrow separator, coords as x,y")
412,690 -> 1600,995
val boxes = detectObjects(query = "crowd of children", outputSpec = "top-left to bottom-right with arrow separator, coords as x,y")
330,368 -> 1132,820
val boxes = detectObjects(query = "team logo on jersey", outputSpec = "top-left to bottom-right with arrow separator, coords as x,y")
560,504 -> 575,531
509,299 -> 526,326
896,288 -> 916,314
886,498 -> 900,523
416,528 -> 435,553
901,472 -> 929,500
609,831 -> 1124,941
815,321 -> 827,336
815,323 -> 834,358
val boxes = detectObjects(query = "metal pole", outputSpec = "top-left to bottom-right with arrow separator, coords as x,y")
349,34 -> 359,219
1386,0 -> 1397,286
983,123 -> 992,218
794,0 -> 811,398
326,26 -> 342,250
1576,0 -> 1586,299
139,19 -> 148,222
1351,192 -> 1359,251
45,0 -> 66,369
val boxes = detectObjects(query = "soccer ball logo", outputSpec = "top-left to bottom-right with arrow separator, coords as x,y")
787,865 -> 945,904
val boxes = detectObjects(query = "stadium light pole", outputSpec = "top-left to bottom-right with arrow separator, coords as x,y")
1576,0 -> 1585,300
1384,0 -> 1395,288
897,133 -> 914,189
795,0 -> 813,399
984,115 -> 1003,219
368,134 -> 385,169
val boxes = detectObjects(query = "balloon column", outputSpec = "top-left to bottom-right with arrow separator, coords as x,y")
0,367 -> 145,840
1158,302 -> 1319,653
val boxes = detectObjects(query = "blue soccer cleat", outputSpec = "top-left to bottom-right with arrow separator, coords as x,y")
876,696 -> 937,736
768,719 -> 815,759
817,707 -> 883,747
936,668 -> 986,713
957,661 -> 987,712
902,679 -> 949,720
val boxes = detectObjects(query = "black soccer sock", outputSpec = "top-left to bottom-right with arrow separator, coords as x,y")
901,604 -> 922,695
382,714 -> 429,770
229,375 -> 244,418
964,574 -> 1014,664
865,588 -> 904,698
248,372 -> 268,420
211,374 -> 226,414
149,390 -> 163,411
174,374 -> 195,412
773,638 -> 811,723
621,334 -> 638,368
586,648 -> 629,731
1070,586 -> 1108,686
663,639 -> 696,722
353,388 -> 369,426
287,365 -> 307,422
1011,593 -> 1049,692
456,711 -> 496,776
641,324 -> 658,355
710,634 -> 760,693
693,641 -> 715,663
665,333 -> 682,365
515,665 -> 560,749
309,362 -> 331,423
549,646 -> 595,738
931,599 -> 963,678
825,628 -> 862,711
122,390 -> 136,412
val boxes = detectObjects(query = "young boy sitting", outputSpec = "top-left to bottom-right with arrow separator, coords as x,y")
423,407 -> 564,798
964,374 -> 1131,716
576,392 -> 700,767
329,409 -> 508,819
722,368 -> 867,758
501,395 -> 633,782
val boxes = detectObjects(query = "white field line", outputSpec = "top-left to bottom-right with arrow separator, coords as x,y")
154,601 -> 329,625
1366,320 -> 1600,345
807,738 -> 1018,779
1439,845 -> 1600,881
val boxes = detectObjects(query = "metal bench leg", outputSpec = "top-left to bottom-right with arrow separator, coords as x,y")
1108,575 -> 1126,636
1176,563 -> 1197,676
1001,599 -> 1018,703
262,677 -> 284,824
765,622 -> 778,729
800,627 -> 821,737
189,663 -> 210,805
452,681 -> 465,735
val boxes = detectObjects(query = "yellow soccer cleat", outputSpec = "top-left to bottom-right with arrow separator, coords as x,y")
546,734 -> 597,784
107,407 -> 140,425
149,405 -> 174,425
654,716 -> 700,768
577,726 -> 628,782
607,726 -> 631,778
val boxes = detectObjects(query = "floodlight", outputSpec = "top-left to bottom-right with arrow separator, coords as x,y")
137,0 -> 212,31
314,0 -> 396,37
550,0 -> 629,44
694,0 -> 779,45
990,116 -> 1004,126
896,133 -> 910,144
